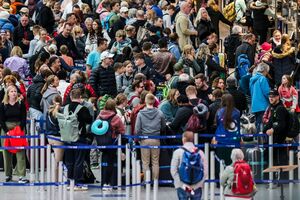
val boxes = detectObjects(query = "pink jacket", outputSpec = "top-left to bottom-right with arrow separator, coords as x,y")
278,85 -> 298,110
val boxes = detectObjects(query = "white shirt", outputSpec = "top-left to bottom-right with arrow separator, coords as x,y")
61,0 -> 83,20
57,80 -> 70,99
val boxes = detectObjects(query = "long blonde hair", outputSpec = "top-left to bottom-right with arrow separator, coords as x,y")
2,85 -> 18,105
281,34 -> 291,52
10,46 -> 23,57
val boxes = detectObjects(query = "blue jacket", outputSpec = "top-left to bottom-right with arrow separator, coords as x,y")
151,5 -> 163,18
249,72 -> 270,113
0,19 -> 14,32
215,107 -> 240,144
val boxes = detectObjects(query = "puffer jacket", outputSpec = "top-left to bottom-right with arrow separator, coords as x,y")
89,65 -> 117,97
272,46 -> 296,85
27,74 -> 45,111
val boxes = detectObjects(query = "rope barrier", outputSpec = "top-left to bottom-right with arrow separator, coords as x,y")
0,181 -> 68,186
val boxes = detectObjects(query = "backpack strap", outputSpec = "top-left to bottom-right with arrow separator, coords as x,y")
63,105 -> 69,116
73,104 -> 83,115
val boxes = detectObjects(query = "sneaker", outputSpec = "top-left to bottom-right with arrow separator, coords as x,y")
18,177 -> 29,184
5,176 -> 12,182
74,186 -> 88,191
102,184 -> 112,191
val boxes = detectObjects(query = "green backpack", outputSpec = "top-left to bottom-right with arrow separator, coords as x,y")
57,104 -> 83,142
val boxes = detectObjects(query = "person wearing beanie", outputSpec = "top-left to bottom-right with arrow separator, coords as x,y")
257,42 -> 272,63
225,76 -> 247,114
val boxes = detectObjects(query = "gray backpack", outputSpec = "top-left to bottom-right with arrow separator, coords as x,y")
57,104 -> 83,142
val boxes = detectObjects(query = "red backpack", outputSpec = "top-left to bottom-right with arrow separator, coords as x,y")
232,160 -> 254,195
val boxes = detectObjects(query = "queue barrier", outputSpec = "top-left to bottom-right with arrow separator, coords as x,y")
1,119 -> 299,200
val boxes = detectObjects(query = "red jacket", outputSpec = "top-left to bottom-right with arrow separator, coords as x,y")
63,83 -> 97,104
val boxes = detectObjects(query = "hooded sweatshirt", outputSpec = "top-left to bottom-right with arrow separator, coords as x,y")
97,110 -> 125,138
40,87 -> 60,116
135,107 -> 166,136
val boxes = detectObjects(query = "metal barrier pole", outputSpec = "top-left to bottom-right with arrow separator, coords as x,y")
125,144 -> 130,200
220,159 -> 225,200
58,161 -> 63,200
131,151 -> 137,200
69,179 -> 74,200
63,169 -> 67,200
35,125 -> 39,181
145,170 -> 151,200
204,143 -> 209,200
40,133 -> 45,191
153,179 -> 158,200
289,150 -> 294,199
117,135 -> 122,192
194,133 -> 198,145
210,151 -> 215,200
268,135 -> 274,189
99,151 -> 102,185
46,145 -> 51,199
51,153 -> 56,200
136,160 -> 141,200
30,119 -> 35,182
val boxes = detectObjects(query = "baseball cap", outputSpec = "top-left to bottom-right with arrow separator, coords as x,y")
100,51 -> 114,61
269,89 -> 279,96
120,7 -> 129,13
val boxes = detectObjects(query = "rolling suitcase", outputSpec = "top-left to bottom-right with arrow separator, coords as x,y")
245,147 -> 267,181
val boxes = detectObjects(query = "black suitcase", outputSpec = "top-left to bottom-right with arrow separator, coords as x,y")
158,148 -> 173,186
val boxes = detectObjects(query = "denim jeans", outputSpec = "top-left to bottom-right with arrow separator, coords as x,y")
176,187 -> 202,200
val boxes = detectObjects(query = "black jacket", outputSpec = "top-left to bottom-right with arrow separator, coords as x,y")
133,64 -> 156,81
235,42 -> 255,67
89,65 -> 117,97
206,7 -> 232,37
272,46 -> 296,86
13,24 -> 34,54
224,33 -> 242,68
197,19 -> 215,42
39,4 -> 55,34
208,98 -> 222,133
110,16 -> 127,38
27,74 -> 45,111
226,86 -> 247,114
55,33 -> 81,59
250,2 -> 269,30
206,55 -> 227,77
169,105 -> 193,133
263,102 -> 289,144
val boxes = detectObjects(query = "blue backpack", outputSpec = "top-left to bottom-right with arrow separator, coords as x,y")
102,12 -> 116,31
179,147 -> 204,185
236,54 -> 251,79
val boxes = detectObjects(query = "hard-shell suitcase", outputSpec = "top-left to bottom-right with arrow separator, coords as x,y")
245,147 -> 267,181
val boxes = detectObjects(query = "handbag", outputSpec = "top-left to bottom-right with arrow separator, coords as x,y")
3,126 -> 28,154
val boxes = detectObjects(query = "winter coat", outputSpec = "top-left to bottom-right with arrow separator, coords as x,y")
169,105 -> 193,133
97,110 -> 125,138
175,11 -> 196,50
0,18 -> 14,32
206,55 -> 227,77
197,19 -> 215,42
89,65 -> 117,97
206,7 -> 232,37
263,102 -> 289,143
158,100 -> 178,123
39,4 -> 55,34
179,57 -> 202,77
224,33 -> 242,68
272,46 -> 296,85
235,42 -> 255,67
249,72 -> 270,113
226,87 -> 247,114
27,74 -> 45,111
249,2 -> 269,30
13,24 -> 34,54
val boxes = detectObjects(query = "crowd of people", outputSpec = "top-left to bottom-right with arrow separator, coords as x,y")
0,0 -> 299,198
